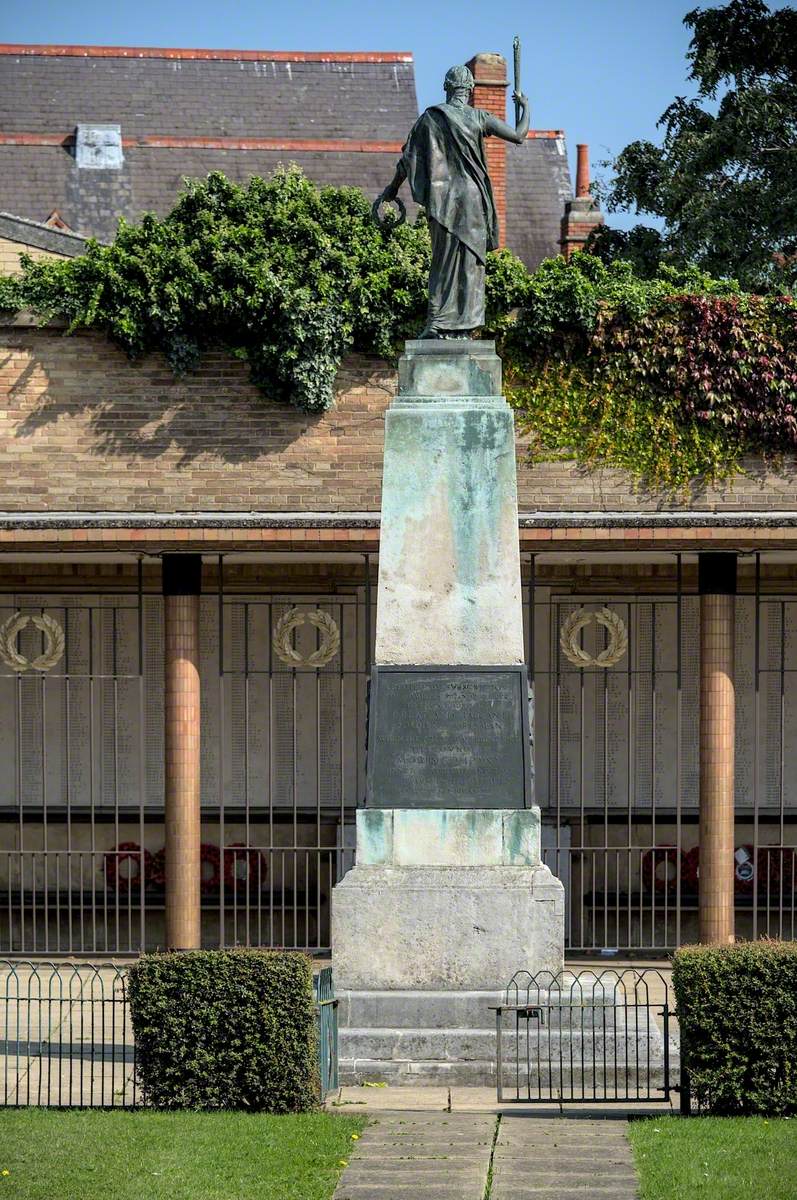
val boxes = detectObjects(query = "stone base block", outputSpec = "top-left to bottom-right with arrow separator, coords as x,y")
332,807 -> 563,993
331,808 -> 567,1084
332,861 -> 564,992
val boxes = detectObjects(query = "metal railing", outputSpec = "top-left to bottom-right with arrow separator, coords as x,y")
542,844 -> 797,953
0,846 -> 355,955
0,960 -> 136,1107
528,555 -> 797,953
0,573 -> 370,955
493,968 -> 674,1104
1,959 -> 338,1107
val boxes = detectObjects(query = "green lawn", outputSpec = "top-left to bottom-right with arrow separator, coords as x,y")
629,1115 -> 797,1200
0,1109 -> 367,1200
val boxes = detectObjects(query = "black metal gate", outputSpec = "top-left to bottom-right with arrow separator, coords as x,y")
494,968 -> 673,1104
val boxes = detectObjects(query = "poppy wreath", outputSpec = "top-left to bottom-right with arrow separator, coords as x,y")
104,842 -> 151,892
146,844 -> 222,893
199,843 -> 222,894
641,845 -> 683,895
734,844 -> 756,894
147,847 -> 166,891
223,844 -> 267,892
682,845 -> 700,893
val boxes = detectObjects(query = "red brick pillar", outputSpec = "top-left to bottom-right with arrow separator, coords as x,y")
560,142 -> 604,259
163,554 -> 202,950
698,553 -> 737,945
467,52 -> 509,247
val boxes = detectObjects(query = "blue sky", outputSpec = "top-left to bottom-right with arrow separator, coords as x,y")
0,1 -> 782,229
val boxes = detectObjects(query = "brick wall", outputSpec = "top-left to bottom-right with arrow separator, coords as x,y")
467,53 -> 508,247
2,323 -> 797,515
0,235 -> 69,274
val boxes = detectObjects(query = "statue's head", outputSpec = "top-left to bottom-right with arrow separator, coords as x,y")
444,64 -> 474,101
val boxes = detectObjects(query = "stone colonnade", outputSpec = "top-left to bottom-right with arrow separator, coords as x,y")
157,550 -> 741,949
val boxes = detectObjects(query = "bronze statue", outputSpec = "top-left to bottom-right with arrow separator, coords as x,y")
373,62 -> 529,339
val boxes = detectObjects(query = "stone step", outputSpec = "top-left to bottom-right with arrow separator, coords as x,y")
339,1026 -> 670,1064
338,1056 -> 673,1090
338,989 -> 665,1031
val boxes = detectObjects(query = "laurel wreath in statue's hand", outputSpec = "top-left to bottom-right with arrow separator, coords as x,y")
372,192 -> 407,229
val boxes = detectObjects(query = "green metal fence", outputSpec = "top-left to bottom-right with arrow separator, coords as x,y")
314,965 -> 339,1099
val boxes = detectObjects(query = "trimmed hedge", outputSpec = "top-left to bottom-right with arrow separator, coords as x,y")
673,941 -> 797,1115
127,949 -> 318,1112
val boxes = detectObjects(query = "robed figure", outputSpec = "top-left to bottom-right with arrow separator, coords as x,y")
374,64 -> 529,338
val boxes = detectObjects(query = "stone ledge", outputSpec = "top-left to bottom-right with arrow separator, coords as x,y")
357,808 -> 541,867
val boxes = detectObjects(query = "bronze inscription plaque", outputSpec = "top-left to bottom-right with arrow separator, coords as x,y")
366,666 -> 531,809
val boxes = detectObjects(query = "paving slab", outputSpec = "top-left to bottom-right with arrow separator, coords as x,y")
331,1108 -> 644,1199
490,1116 -> 640,1200
331,1085 -> 451,1111
332,1111 -> 494,1200
331,1083 -> 674,1117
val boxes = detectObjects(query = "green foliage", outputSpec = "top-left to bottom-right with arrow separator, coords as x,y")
127,949 -> 319,1113
672,941 -> 797,1115
0,168 -> 431,413
0,273 -> 22,312
585,223 -> 671,280
1,167 -> 795,487
600,0 -> 797,290
505,253 -> 762,490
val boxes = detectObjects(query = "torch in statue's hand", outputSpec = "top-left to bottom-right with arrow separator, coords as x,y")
372,191 -> 407,229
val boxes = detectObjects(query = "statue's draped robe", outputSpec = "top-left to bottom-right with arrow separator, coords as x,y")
402,103 -> 498,333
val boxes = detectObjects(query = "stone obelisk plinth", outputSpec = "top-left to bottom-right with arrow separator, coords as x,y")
332,340 -> 564,1084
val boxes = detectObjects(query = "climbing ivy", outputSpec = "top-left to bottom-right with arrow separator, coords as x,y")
0,168 -> 431,413
505,255 -> 797,489
1,169 -> 795,488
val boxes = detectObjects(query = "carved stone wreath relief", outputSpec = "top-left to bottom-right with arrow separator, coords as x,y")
559,606 -> 629,669
0,612 -> 66,672
272,607 -> 341,668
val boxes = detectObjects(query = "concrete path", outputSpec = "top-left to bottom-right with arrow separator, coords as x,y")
491,1116 -> 639,1200
331,1083 -> 675,1115
333,1111 -> 496,1199
333,1111 -> 641,1200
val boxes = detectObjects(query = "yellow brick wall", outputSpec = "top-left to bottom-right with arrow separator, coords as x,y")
0,236 -> 69,275
1,323 -> 797,514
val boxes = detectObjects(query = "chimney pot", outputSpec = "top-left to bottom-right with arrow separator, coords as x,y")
576,144 -> 590,198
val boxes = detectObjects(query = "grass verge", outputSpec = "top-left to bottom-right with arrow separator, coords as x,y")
629,1114 -> 796,1200
0,1109 -> 366,1200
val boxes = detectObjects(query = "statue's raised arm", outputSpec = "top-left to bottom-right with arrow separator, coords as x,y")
373,61 -> 530,339
483,93 -> 530,145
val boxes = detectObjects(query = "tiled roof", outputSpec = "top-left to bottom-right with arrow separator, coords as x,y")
0,210 -> 90,255
0,46 -> 418,140
0,44 -> 571,268
508,134 -> 573,268
0,145 -> 407,244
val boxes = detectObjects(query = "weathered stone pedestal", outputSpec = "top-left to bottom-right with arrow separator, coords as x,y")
331,340 -> 565,1084
333,809 -> 564,1084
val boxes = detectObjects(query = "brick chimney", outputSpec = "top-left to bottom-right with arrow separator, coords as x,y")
560,143 -> 604,259
466,52 -> 509,247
